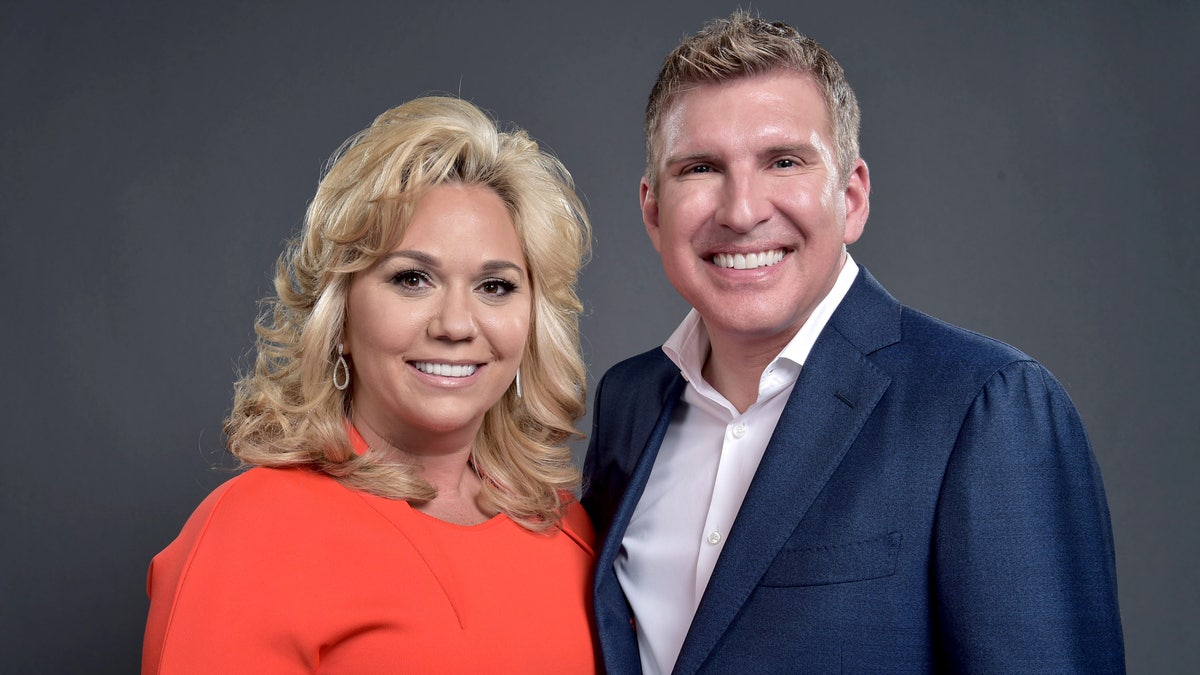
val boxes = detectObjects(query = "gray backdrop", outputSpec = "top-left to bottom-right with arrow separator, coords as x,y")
2,1 -> 1196,672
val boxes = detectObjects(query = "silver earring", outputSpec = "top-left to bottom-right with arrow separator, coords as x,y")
515,369 -> 522,399
333,343 -> 350,391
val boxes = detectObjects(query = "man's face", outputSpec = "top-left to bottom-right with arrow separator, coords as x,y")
642,71 -> 869,353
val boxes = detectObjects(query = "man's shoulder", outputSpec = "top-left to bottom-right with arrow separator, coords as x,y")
895,305 -> 1033,373
592,347 -> 683,421
607,346 -> 675,371
841,266 -> 1031,370
849,302 -> 1071,407
601,347 -> 677,386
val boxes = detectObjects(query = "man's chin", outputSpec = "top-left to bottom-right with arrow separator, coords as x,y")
697,309 -> 805,346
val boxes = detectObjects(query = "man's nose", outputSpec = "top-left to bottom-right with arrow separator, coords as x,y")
429,290 -> 478,341
716,173 -> 772,233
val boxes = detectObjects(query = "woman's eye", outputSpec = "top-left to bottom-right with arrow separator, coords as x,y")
392,270 -> 430,289
479,279 -> 517,296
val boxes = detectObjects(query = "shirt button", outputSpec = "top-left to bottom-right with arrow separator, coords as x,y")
707,531 -> 722,545
732,424 -> 746,439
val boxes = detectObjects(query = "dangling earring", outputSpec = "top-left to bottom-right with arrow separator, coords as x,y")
514,369 -> 522,399
333,343 -> 350,391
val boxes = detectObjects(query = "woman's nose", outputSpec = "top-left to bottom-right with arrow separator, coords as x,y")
429,291 -> 478,341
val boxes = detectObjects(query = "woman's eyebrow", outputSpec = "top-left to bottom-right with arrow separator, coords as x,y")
381,251 -> 524,276
380,250 -> 440,268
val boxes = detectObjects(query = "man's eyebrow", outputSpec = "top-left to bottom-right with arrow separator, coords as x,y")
761,142 -> 821,157
664,143 -> 822,167
663,151 -> 719,167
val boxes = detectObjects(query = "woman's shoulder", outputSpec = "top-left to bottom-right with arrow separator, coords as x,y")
147,467 -> 381,607
215,465 -> 341,503
556,496 -> 596,557
159,467 -> 355,557
144,468 -> 409,672
200,465 -> 322,506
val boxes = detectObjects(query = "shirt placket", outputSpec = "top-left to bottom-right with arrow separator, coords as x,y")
694,416 -> 750,600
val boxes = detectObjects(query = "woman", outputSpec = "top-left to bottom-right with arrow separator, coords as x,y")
143,97 -> 596,673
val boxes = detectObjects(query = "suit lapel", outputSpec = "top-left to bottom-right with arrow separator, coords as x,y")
594,367 -> 687,673
673,269 -> 900,674
595,371 -> 687,576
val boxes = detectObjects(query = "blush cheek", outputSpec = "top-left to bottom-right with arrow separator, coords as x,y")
507,317 -> 532,357
479,312 -> 530,356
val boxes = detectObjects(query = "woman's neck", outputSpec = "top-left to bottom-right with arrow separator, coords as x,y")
351,412 -> 494,525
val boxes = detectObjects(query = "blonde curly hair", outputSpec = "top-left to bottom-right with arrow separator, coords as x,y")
224,97 -> 591,530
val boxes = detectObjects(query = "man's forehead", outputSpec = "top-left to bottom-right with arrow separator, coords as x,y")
656,73 -> 833,154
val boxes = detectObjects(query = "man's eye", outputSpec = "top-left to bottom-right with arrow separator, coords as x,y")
775,158 -> 795,169
686,165 -> 712,174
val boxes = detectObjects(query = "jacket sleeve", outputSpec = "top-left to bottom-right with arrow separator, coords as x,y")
932,360 -> 1125,672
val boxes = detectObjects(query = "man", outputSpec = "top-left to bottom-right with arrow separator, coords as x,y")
582,11 -> 1124,674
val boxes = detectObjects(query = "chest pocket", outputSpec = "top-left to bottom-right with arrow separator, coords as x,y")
760,531 -> 901,587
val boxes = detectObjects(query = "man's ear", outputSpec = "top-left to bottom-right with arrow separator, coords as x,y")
640,176 -> 662,253
842,158 -> 870,245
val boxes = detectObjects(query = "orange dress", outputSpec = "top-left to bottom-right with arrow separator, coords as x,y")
143,432 -> 597,674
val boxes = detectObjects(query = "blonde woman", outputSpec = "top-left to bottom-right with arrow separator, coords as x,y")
144,97 -> 596,673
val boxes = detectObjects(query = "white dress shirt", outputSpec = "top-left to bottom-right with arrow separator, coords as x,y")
614,256 -> 860,675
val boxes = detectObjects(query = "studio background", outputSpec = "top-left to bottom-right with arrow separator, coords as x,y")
2,1 -> 1196,672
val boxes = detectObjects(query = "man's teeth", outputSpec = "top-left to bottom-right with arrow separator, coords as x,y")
711,249 -> 785,270
413,362 -> 478,377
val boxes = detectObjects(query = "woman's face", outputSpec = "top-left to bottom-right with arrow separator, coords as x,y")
343,183 -> 531,450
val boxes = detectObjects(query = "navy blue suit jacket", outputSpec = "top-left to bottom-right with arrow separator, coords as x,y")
582,268 -> 1124,673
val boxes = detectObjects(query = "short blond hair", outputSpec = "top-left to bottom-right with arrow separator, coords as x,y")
224,97 -> 591,530
644,10 -> 861,187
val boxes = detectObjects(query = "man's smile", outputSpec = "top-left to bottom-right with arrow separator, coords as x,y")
710,248 -> 787,270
